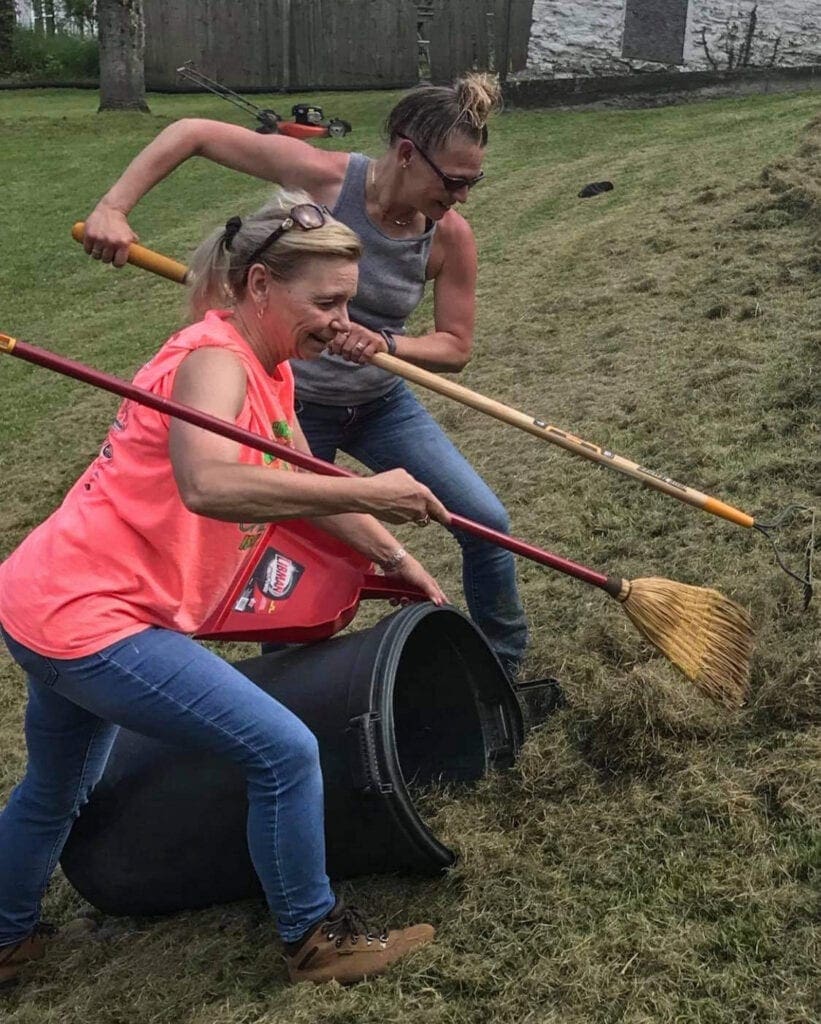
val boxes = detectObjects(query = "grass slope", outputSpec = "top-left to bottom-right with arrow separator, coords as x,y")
0,87 -> 818,1023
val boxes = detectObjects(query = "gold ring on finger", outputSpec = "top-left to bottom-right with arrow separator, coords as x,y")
415,514 -> 430,527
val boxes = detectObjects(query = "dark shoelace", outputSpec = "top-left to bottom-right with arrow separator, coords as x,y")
321,905 -> 388,947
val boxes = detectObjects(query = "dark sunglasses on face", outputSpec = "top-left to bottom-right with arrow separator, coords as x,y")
244,203 -> 328,276
396,133 -> 485,192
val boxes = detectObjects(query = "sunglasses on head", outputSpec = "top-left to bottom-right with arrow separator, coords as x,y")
396,133 -> 485,192
244,203 -> 328,277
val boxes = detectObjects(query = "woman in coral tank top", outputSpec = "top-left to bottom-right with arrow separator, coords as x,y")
0,193 -> 446,987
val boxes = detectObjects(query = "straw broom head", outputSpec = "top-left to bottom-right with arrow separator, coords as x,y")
616,577 -> 754,708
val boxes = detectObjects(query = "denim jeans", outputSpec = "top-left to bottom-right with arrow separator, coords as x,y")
0,626 -> 335,945
295,381 -> 529,674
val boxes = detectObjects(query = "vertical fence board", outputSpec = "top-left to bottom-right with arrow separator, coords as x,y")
429,0 -> 490,84
289,0 -> 417,90
144,3 -> 201,88
204,0 -> 274,88
495,0 -> 533,76
145,0 -> 285,90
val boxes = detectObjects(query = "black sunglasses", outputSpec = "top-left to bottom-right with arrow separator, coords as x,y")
244,203 -> 328,276
396,133 -> 485,192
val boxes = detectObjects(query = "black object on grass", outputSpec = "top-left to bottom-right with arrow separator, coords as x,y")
578,181 -> 614,198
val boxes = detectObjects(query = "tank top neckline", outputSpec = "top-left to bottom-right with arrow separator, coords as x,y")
345,154 -> 435,245
200,309 -> 289,383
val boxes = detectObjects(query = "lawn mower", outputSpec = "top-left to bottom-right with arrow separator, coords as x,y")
176,61 -> 353,140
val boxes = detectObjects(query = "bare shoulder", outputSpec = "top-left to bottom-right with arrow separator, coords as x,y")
437,208 -> 476,246
427,209 -> 477,279
173,345 -> 248,415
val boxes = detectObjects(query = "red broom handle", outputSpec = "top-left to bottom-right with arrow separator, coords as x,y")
0,334 -> 614,592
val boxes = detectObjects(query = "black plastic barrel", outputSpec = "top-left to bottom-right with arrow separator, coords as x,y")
60,604 -> 525,916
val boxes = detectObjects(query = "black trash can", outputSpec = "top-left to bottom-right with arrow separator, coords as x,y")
60,603 -> 524,916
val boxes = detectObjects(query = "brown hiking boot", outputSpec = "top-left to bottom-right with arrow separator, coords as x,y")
286,905 -> 434,985
0,923 -> 56,987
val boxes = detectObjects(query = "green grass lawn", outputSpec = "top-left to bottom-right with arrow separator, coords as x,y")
0,87 -> 819,1023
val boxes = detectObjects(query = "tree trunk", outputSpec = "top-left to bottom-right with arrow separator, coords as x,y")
44,0 -> 56,36
98,0 -> 150,111
0,0 -> 14,75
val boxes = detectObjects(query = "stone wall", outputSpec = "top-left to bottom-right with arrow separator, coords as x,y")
525,0 -> 821,76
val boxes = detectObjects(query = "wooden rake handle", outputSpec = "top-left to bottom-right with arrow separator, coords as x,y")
370,352 -> 754,528
71,224 -> 754,529
72,222 -> 188,284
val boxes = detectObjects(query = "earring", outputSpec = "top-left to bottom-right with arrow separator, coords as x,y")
257,303 -> 266,321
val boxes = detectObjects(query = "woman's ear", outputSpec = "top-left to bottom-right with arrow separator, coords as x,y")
246,264 -> 269,305
396,138 -> 414,167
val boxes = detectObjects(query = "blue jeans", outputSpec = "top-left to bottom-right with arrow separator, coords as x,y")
0,626 -> 335,945
296,382 -> 528,674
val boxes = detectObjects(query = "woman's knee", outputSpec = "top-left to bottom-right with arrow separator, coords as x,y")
286,723 -> 321,776
250,716 -> 322,784
12,772 -> 96,824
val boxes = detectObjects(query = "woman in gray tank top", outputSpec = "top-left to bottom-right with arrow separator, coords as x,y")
82,75 -> 529,677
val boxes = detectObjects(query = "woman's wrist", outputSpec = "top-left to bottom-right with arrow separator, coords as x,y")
95,192 -> 130,216
379,328 -> 398,356
377,546 -> 407,573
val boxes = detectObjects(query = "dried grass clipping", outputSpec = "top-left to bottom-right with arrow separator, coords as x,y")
618,577 -> 754,708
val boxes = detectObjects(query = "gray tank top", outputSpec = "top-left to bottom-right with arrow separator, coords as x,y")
291,153 -> 435,405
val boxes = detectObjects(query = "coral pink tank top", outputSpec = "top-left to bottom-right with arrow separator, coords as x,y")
0,310 -> 295,658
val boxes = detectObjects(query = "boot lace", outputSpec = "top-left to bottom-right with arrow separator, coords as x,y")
321,905 -> 388,948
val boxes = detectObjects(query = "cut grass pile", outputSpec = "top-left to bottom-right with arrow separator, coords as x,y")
0,87 -> 818,1023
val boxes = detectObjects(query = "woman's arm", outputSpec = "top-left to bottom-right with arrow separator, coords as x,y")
84,119 -> 347,266
289,418 -> 445,565
304,510 -> 448,605
168,348 -> 448,526
325,209 -> 477,372
288,423 -> 447,605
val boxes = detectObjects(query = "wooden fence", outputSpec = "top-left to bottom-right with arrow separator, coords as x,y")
144,0 -> 533,92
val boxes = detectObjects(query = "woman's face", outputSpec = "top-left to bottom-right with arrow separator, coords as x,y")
401,134 -> 486,220
254,256 -> 358,363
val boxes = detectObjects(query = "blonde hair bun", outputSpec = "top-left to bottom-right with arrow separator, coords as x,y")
455,73 -> 503,130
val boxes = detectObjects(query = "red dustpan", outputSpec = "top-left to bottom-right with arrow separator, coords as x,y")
195,517 -> 426,644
